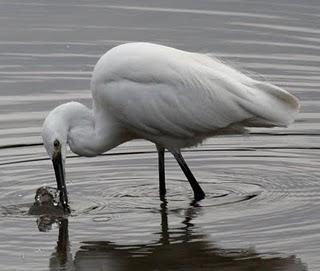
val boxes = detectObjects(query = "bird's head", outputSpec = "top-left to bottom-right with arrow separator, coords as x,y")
41,102 -> 79,213
42,101 -> 102,212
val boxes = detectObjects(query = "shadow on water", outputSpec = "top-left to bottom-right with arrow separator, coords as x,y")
47,201 -> 307,271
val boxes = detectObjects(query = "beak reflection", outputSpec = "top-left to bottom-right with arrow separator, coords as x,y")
52,148 -> 70,213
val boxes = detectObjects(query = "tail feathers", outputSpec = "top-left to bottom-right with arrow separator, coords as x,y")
240,81 -> 300,127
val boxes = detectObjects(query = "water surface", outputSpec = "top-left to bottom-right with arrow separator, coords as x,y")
0,0 -> 319,270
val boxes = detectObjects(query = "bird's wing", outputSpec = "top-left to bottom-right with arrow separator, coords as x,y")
91,43 -> 299,139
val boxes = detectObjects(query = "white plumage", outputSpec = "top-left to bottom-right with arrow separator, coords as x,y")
89,42 -> 299,149
42,42 -> 300,207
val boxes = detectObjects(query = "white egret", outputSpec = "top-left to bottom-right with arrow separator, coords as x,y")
42,42 -> 300,210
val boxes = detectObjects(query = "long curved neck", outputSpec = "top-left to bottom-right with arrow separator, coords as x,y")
59,102 -> 127,157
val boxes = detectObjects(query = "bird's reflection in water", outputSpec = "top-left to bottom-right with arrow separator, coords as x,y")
46,201 -> 307,271
48,219 -> 74,271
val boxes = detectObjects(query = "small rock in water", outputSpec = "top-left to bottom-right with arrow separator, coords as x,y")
28,186 -> 66,217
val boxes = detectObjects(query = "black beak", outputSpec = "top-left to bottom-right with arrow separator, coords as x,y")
52,151 -> 70,213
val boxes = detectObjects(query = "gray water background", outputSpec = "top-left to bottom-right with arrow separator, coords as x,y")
0,0 -> 320,270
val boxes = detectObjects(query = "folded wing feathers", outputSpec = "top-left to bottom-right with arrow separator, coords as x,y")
96,43 -> 300,138
188,52 -> 300,128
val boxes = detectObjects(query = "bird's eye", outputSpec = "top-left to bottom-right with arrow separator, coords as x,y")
53,139 -> 60,148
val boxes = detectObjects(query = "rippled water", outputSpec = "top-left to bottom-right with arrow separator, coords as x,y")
0,0 -> 320,270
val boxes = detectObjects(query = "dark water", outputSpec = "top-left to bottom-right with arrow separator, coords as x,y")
0,0 -> 319,270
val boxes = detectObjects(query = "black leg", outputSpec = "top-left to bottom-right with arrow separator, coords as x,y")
171,150 -> 205,201
157,145 -> 166,199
